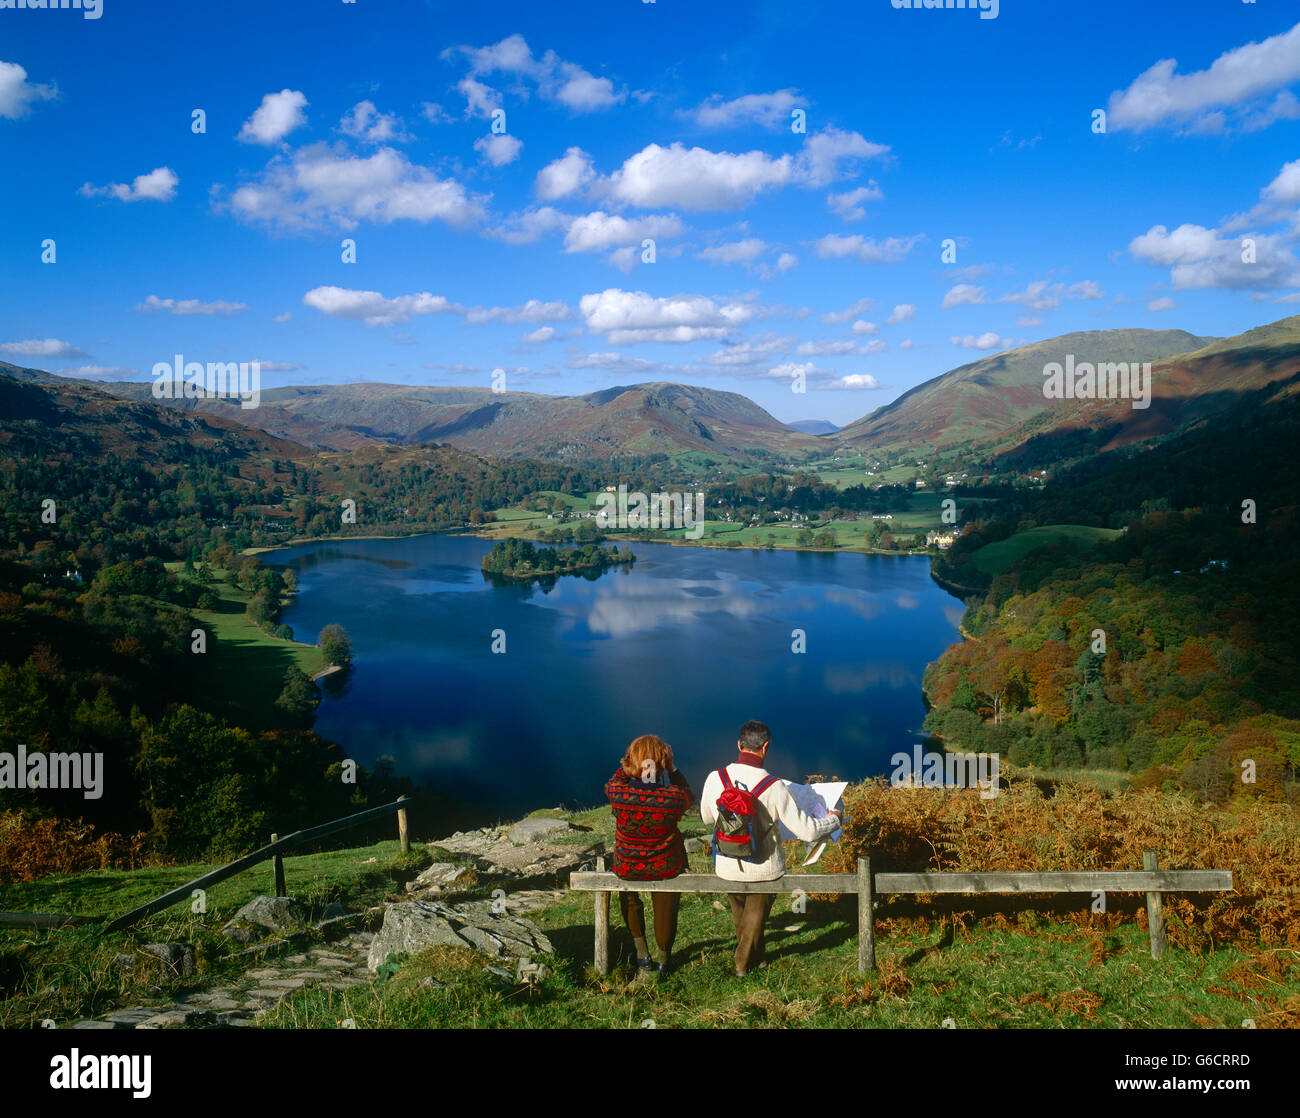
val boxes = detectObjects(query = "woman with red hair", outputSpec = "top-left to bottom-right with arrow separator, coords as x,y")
604,734 -> 693,979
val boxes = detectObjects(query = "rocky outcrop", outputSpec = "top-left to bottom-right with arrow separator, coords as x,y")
366,899 -> 554,972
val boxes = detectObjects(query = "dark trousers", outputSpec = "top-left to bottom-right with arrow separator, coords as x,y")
619,891 -> 681,955
728,893 -> 776,974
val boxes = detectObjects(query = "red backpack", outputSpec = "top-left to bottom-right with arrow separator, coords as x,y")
712,768 -> 779,861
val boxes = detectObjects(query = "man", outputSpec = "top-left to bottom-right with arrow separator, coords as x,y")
700,720 -> 842,977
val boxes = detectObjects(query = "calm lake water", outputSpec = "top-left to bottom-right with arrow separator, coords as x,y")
271,534 -> 965,825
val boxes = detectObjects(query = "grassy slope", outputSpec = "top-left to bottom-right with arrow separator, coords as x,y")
181,566 -> 325,710
4,803 -> 1293,1029
971,525 -> 1123,577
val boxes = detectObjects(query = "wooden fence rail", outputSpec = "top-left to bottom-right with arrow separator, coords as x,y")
569,851 -> 1233,974
101,795 -> 410,935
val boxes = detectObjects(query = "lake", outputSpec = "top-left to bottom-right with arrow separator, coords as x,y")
271,534 -> 966,825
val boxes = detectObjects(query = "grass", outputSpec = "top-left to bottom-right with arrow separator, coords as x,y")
0,839 -> 417,1028
971,525 -> 1123,577
181,567 -> 325,711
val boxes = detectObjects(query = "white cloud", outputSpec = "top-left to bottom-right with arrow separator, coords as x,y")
813,233 -> 922,263
797,339 -> 859,356
222,143 -> 486,232
946,263 -> 993,281
566,351 -> 676,376
697,238 -> 768,265
795,127 -> 888,188
775,252 -> 798,273
851,319 -> 878,335
134,294 -> 246,316
0,61 -> 55,119
997,279 -> 1104,311
822,297 -> 874,324
699,335 -> 792,367
272,312 -> 292,323
1129,222 -> 1300,290
421,102 -> 451,124
827,182 -> 884,222
474,133 -> 523,166
1147,297 -> 1177,312
605,142 -> 792,211
564,211 -> 684,254
690,89 -> 808,130
941,284 -> 986,308
302,286 -> 464,327
487,205 -> 571,245
522,326 -> 556,344
340,101 -> 410,144
0,338 -> 89,359
1263,157 -> 1300,204
252,360 -> 299,372
898,339 -> 913,350
239,89 -> 309,145
465,300 -> 571,325
886,304 -> 916,325
80,166 -> 178,203
535,147 -> 595,200
444,34 -> 624,116
579,288 -> 756,344
1017,315 -> 1041,327
826,373 -> 881,390
1108,22 -> 1300,133
951,332 -> 1014,350
767,361 -> 818,382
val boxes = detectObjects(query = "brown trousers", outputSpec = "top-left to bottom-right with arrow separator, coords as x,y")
619,891 -> 681,955
728,893 -> 776,974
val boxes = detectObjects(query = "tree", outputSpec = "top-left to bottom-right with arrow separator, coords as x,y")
275,667 -> 319,725
319,623 -> 353,667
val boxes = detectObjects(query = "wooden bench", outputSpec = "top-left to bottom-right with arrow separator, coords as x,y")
569,853 -> 1233,974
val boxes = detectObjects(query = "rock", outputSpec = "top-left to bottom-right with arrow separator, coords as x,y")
508,817 -> 571,844
112,952 -> 136,973
225,896 -> 308,934
483,965 -> 514,980
366,899 -> 554,972
143,943 -> 195,978
413,863 -> 466,888
321,901 -> 349,920
222,925 -> 261,945
516,958 -> 552,984
683,837 -> 703,854
419,976 -> 446,990
137,1008 -> 212,1030
103,1008 -> 160,1026
71,1020 -> 121,1030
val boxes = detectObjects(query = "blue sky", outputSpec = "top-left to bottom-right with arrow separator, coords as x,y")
1,0 -> 1297,426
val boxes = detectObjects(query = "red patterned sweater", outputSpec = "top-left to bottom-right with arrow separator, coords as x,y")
604,768 -> 694,880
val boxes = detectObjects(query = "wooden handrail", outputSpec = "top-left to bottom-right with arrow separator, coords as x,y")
102,796 -> 410,934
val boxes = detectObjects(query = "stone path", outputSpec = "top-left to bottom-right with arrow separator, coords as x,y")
70,932 -> 377,1030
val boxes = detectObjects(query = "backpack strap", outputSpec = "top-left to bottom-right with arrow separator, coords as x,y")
752,774 -> 780,797
717,768 -> 733,791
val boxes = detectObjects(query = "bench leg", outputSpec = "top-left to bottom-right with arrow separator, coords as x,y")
594,856 -> 610,975
858,856 -> 875,972
1143,851 -> 1166,959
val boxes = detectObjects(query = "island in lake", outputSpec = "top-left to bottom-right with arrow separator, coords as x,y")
480,538 -> 635,582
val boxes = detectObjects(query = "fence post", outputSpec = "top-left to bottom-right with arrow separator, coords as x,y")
1143,850 -> 1166,959
594,856 -> 610,975
397,795 -> 410,854
858,857 -> 875,973
271,834 -> 285,898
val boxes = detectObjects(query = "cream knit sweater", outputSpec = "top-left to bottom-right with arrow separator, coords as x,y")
699,761 -> 840,882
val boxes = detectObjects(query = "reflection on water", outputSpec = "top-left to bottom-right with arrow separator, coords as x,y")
272,533 -> 964,824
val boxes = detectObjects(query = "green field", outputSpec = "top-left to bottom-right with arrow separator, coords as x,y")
971,525 -> 1123,577
171,565 -> 325,712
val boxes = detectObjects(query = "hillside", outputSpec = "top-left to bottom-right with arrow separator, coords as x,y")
96,379 -> 827,462
835,327 -> 1216,457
